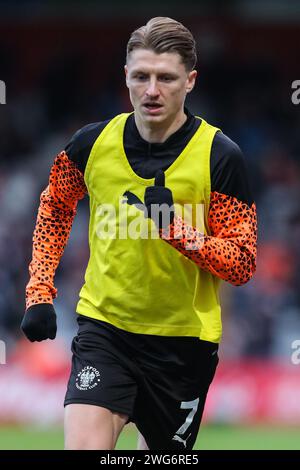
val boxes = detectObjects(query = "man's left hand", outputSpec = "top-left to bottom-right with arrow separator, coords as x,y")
144,170 -> 174,230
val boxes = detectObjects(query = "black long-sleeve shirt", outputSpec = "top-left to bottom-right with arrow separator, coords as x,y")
65,110 -> 253,206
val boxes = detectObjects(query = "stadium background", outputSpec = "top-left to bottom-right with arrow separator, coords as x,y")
0,0 -> 300,449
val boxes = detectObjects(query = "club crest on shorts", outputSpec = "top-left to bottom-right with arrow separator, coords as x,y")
76,366 -> 101,390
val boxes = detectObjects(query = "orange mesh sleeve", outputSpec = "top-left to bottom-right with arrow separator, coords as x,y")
160,191 -> 257,286
25,151 -> 87,308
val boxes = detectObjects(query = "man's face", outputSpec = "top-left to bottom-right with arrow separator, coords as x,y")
125,49 -> 197,125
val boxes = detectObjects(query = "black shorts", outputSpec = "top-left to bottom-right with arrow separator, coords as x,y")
64,315 -> 219,450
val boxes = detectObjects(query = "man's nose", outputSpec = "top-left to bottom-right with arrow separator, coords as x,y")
146,78 -> 159,97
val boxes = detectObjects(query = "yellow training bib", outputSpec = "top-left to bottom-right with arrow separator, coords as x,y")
76,113 -> 222,342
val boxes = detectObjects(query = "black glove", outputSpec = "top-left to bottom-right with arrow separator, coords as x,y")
21,303 -> 57,342
144,170 -> 174,230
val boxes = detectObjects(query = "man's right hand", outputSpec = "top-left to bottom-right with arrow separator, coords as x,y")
21,303 -> 57,342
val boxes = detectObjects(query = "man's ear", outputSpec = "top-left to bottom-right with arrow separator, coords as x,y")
186,69 -> 197,93
124,65 -> 129,88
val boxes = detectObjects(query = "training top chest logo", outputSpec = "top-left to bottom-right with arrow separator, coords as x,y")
76,366 -> 101,390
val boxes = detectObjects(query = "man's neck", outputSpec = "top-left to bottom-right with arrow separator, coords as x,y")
134,110 -> 187,143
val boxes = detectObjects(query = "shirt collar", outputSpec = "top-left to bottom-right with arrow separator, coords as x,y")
127,108 -> 196,149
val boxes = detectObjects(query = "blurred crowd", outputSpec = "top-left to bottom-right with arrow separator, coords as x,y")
0,16 -> 300,363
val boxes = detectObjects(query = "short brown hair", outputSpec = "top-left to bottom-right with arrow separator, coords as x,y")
126,17 -> 197,71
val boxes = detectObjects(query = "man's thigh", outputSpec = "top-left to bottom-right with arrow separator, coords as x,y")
64,318 -> 138,418
133,337 -> 219,450
64,403 -> 128,449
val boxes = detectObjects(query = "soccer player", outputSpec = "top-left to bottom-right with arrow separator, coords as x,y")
21,17 -> 257,450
